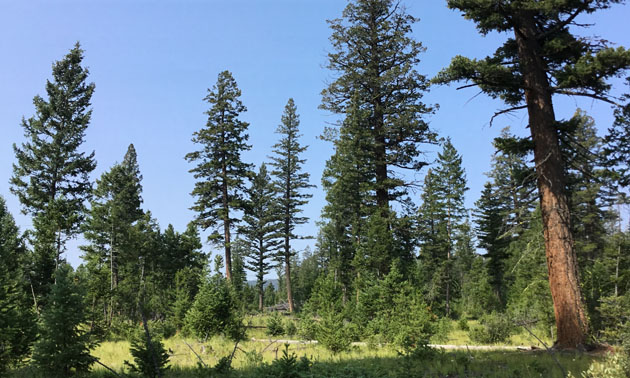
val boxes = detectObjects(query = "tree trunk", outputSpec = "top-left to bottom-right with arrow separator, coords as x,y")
514,12 -> 588,349
284,248 -> 294,313
222,176 -> 232,282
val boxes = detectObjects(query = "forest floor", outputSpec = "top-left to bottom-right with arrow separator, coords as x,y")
8,317 -> 610,377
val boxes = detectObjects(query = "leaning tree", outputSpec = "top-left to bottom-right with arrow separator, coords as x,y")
435,0 -> 630,348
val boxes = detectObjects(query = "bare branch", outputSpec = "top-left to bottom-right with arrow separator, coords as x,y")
490,105 -> 528,127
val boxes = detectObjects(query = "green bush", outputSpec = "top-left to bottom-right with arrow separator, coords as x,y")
148,320 -> 177,339
297,314 -> 317,341
266,312 -> 285,337
458,317 -> 470,331
123,328 -> 170,378
257,344 -> 312,378
285,319 -> 297,337
469,312 -> 513,344
185,274 -> 244,341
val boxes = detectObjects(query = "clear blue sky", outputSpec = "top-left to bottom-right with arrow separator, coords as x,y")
1,0 -> 629,271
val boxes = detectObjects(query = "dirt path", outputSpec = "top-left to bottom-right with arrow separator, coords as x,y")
249,338 -> 534,351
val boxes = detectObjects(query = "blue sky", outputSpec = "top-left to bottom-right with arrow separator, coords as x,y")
1,0 -> 629,271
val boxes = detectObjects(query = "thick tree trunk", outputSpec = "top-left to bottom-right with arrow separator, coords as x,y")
514,13 -> 588,349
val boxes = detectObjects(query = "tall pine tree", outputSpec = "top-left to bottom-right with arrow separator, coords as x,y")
10,43 -> 96,300
82,144 -> 143,325
241,163 -> 280,311
321,0 -> 436,214
186,71 -> 252,281
270,98 -> 313,313
435,0 -> 630,348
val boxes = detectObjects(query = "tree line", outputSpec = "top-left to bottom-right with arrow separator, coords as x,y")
2,0 -> 630,375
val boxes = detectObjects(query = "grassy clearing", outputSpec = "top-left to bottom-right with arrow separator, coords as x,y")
8,315 -> 595,377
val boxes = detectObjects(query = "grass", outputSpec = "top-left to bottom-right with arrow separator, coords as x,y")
8,315 -> 600,377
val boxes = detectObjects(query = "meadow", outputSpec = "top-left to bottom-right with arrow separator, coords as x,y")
8,315 -> 606,377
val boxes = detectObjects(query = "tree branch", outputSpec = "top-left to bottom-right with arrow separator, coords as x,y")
490,105 -> 528,127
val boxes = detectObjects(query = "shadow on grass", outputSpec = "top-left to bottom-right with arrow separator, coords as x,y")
9,349 -> 597,378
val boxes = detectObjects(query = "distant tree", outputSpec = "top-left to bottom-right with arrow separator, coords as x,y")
241,163 -> 280,311
172,267 -> 202,330
436,0 -> 630,348
270,98 -> 313,313
0,196 -> 36,372
417,139 -> 468,316
186,70 -> 252,281
321,0 -> 436,213
32,264 -> 96,376
604,77 -> 630,188
10,43 -> 96,299
82,144 -> 143,324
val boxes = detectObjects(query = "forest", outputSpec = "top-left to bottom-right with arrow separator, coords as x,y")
2,0 -> 630,377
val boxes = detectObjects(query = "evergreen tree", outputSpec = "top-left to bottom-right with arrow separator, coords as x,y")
321,93 -> 374,297
32,264 -> 96,376
270,98 -> 313,313
185,273 -> 244,341
0,196 -> 36,372
82,144 -> 143,325
186,70 -> 252,281
321,0 -> 436,212
436,0 -> 630,348
417,139 -> 468,316
475,127 -> 537,305
604,77 -> 630,188
10,43 -> 97,300
562,110 -> 611,323
241,163 -> 280,311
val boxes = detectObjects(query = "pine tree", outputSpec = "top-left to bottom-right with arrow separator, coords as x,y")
10,43 -> 97,300
475,128 -> 537,305
436,0 -> 630,348
417,139 -> 468,316
32,264 -> 96,376
321,0 -> 436,213
0,196 -> 36,372
321,93 -> 375,297
604,77 -> 630,188
82,144 -> 144,324
241,163 -> 280,311
561,110 -> 611,326
186,71 -> 252,281
270,98 -> 313,313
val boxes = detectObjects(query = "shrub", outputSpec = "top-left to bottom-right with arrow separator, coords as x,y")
32,265 -> 96,376
257,344 -> 312,378
469,312 -> 513,344
297,314 -> 317,341
185,274 -> 244,341
285,319 -> 297,337
266,312 -> 285,336
148,320 -> 177,339
458,317 -> 470,331
124,328 -> 170,378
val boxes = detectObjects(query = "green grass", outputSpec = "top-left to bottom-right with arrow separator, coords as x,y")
8,315 -> 599,377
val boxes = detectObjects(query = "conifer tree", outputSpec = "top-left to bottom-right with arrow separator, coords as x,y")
321,0 -> 436,213
82,144 -> 143,324
605,78 -> 630,188
186,71 -> 252,281
436,0 -> 630,348
32,264 -> 96,376
417,139 -> 468,316
475,128 -> 537,305
10,43 -> 96,299
241,163 -> 280,311
270,98 -> 313,313
321,93 -> 374,296
0,196 -> 36,372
